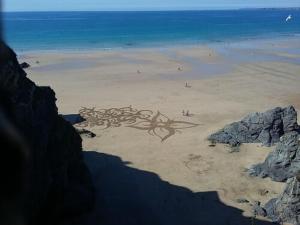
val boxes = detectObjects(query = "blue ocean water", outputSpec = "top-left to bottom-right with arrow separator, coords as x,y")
2,9 -> 300,51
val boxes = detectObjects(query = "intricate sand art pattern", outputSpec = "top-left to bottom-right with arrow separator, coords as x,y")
76,106 -> 199,141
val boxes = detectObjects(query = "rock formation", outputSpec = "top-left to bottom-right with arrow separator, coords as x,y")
208,106 -> 298,147
264,176 -> 300,225
248,131 -> 300,182
76,128 -> 96,138
20,62 -> 30,69
0,42 -> 94,225
209,105 -> 300,223
252,201 -> 267,217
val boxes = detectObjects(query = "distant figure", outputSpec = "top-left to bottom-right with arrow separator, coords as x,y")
178,67 -> 182,71
286,14 -> 292,22
137,70 -> 141,74
36,60 -> 40,64
183,110 -> 190,117
185,82 -> 191,88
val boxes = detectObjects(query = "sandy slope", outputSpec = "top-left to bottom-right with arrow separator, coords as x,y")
23,38 -> 300,224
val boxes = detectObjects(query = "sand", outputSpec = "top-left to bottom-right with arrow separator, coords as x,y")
21,37 -> 300,224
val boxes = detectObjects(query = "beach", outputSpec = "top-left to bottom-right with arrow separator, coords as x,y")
17,37 -> 300,223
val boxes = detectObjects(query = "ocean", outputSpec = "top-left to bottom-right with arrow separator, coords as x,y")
2,9 -> 300,51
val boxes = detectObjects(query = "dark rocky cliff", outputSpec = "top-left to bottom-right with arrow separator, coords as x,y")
264,176 -> 300,225
208,106 -> 298,147
249,131 -> 300,182
0,42 -> 94,225
208,106 -> 300,224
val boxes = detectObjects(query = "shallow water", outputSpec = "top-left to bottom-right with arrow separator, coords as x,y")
30,59 -> 97,72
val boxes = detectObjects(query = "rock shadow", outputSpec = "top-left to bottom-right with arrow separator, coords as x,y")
81,151 -> 278,225
61,114 -> 85,125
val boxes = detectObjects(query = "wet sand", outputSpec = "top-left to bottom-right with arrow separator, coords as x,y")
22,37 -> 300,224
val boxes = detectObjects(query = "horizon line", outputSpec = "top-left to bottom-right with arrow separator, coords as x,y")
3,6 -> 300,13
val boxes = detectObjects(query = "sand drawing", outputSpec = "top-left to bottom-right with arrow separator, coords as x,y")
77,106 -> 153,128
76,106 -> 199,141
128,111 -> 199,141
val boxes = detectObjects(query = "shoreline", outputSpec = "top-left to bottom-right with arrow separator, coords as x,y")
19,35 -> 300,81
14,35 -> 300,55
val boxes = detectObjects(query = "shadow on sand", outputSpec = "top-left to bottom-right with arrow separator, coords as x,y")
82,151 -> 277,225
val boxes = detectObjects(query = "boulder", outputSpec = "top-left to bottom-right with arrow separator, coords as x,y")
20,62 -> 31,69
208,106 -> 298,147
76,128 -> 96,138
236,198 -> 249,204
248,131 -> 300,182
0,42 -> 94,225
264,176 -> 300,225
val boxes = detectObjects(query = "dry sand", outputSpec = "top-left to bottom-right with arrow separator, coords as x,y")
21,37 -> 300,224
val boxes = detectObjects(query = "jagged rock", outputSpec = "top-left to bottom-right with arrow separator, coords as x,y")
252,201 -> 267,217
0,42 -> 94,225
236,198 -> 249,204
248,131 -> 300,182
76,128 -> 96,138
20,62 -> 30,69
264,176 -> 300,225
208,106 -> 298,147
